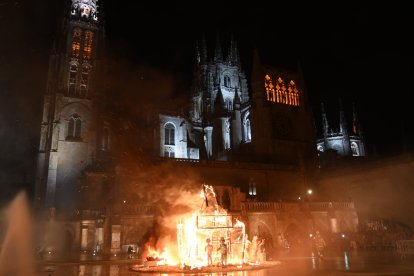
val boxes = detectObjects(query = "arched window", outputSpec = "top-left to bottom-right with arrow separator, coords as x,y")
164,123 -> 175,145
72,28 -> 82,58
67,114 -> 82,140
68,64 -> 78,96
351,142 -> 359,156
243,113 -> 251,142
224,75 -> 231,87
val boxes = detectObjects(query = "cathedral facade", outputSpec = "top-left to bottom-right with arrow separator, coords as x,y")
33,0 -> 359,257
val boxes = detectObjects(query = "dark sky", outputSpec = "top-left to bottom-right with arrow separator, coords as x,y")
0,1 -> 413,201
102,1 -> 414,156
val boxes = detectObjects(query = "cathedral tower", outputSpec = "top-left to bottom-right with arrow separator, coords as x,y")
35,0 -> 104,210
316,101 -> 367,160
188,34 -> 251,159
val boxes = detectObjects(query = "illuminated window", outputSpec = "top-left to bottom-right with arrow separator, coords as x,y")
248,178 -> 257,196
72,28 -> 82,58
67,114 -> 82,140
245,118 -> 251,142
164,123 -> 175,145
264,74 -> 300,106
80,66 -> 90,97
68,64 -> 78,95
83,31 -> 93,60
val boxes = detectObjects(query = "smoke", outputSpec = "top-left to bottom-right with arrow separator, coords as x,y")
0,191 -> 35,276
117,160 -> 208,257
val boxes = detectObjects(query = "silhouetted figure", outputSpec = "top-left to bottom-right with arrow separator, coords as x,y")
217,237 -> 228,266
205,238 -> 213,266
313,231 -> 326,259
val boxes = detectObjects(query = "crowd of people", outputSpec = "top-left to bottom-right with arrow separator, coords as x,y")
273,219 -> 414,257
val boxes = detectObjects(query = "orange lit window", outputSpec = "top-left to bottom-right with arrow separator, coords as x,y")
72,28 -> 82,58
264,74 -> 300,106
83,31 -> 93,60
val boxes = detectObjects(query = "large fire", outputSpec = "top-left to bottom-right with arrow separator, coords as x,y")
143,185 -> 264,268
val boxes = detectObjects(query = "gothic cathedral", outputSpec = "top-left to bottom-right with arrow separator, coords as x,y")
33,0 -> 360,255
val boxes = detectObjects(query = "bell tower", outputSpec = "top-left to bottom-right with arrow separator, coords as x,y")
35,0 -> 104,210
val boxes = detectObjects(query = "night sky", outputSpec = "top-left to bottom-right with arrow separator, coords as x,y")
1,1 -> 413,202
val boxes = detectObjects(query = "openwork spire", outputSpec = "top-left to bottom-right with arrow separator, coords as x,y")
214,33 -> 223,62
70,0 -> 99,23
321,102 -> 329,136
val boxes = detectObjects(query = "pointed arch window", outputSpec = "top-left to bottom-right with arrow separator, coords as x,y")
80,66 -> 90,97
164,123 -> 175,145
225,98 -> 232,111
67,114 -> 82,140
72,28 -> 82,58
243,112 -> 251,143
68,64 -> 78,96
264,74 -> 300,106
224,75 -> 231,87
245,118 -> 251,142
83,31 -> 93,60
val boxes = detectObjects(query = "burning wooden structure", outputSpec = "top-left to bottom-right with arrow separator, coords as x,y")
176,185 -> 247,267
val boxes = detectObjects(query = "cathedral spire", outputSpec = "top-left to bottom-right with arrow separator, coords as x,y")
195,41 -> 201,65
339,99 -> 348,135
200,33 -> 207,64
214,87 -> 226,117
233,39 -> 241,67
321,102 -> 329,136
339,99 -> 351,156
214,33 -> 223,62
226,35 -> 234,64
352,102 -> 359,135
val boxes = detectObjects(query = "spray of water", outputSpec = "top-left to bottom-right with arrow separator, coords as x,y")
0,191 -> 35,276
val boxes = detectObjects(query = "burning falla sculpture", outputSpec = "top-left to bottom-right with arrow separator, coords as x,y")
175,184 -> 247,268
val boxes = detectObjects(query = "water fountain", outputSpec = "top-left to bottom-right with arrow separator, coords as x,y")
0,191 -> 35,276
